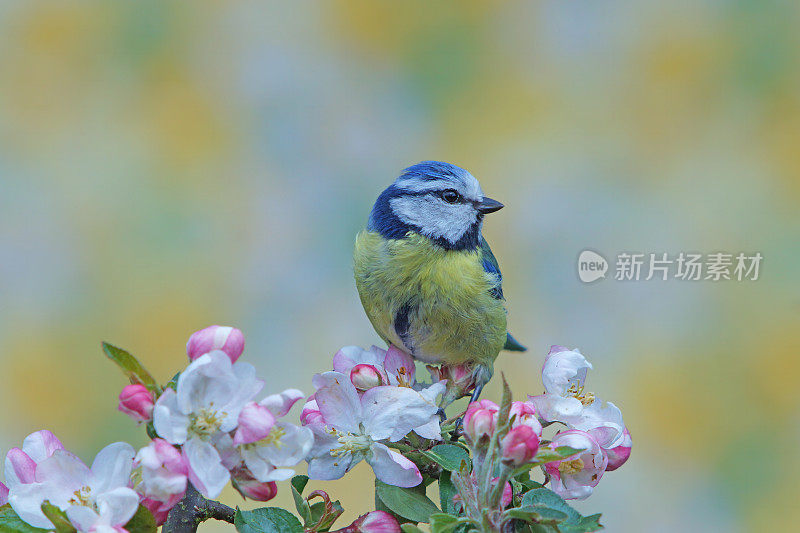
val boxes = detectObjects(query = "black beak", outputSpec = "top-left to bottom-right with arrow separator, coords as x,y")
477,197 -> 504,214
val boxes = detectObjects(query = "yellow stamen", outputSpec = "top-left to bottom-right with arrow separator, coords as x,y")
559,458 -> 585,475
566,383 -> 595,406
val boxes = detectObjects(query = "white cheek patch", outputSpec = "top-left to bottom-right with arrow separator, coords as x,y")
390,196 -> 477,244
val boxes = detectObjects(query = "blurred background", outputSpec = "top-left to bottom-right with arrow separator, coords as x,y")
1,1 -> 798,531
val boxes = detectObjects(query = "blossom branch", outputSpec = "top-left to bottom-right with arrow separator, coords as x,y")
162,484 -> 235,533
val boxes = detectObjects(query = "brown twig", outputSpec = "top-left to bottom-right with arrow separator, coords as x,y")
162,483 -> 236,533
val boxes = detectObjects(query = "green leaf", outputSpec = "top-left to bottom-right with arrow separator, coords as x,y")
101,342 -> 160,393
532,446 -> 584,465
438,471 -> 459,515
290,475 -> 309,495
429,513 -> 461,533
506,506 -> 568,524
0,505 -> 49,533
423,444 -> 470,472
400,525 -> 427,533
497,374 -> 513,427
290,483 -> 312,526
375,481 -> 440,523
234,508 -> 303,533
124,505 -> 157,533
520,488 -> 603,532
40,502 -> 76,533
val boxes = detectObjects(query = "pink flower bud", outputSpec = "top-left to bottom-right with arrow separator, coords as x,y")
233,402 -> 277,446
118,384 -> 154,423
301,399 -> 324,426
605,428 -> 632,471
186,325 -> 245,362
509,400 -> 543,435
350,364 -> 385,391
0,482 -> 8,506
427,363 -> 476,404
463,399 -> 498,444
343,510 -> 401,533
231,467 -> 278,501
500,425 -> 540,466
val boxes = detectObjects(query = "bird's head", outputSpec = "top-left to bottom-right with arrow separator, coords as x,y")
368,161 -> 503,250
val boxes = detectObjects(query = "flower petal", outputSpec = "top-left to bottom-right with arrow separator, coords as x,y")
541,349 -> 592,395
153,388 -> 190,445
4,448 -> 36,486
384,346 -> 416,386
332,345 -> 386,375
183,437 -> 230,499
313,371 -> 363,433
361,386 -> 439,441
367,443 -> 422,488
66,505 -> 100,532
94,486 -> 140,527
306,450 -> 353,481
8,482 -> 53,528
34,450 -> 91,499
257,423 -> 314,467
529,394 -> 583,423
259,389 -> 305,417
21,430 -> 65,463
90,442 -> 135,493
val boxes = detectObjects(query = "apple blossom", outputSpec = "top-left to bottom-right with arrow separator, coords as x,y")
186,325 -> 245,362
605,427 -> 632,471
118,383 -> 154,423
545,430 -> 607,500
337,510 -> 401,533
218,389 -> 314,483
153,350 -> 263,498
330,345 -> 445,440
304,371 -> 443,487
500,425 -> 540,467
463,399 -> 499,444
8,442 -> 138,531
529,346 -> 625,449
134,439 -> 188,522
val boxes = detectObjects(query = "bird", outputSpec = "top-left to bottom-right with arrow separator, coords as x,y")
353,161 -> 526,408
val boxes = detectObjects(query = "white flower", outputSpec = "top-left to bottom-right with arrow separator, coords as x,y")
332,345 -> 445,440
545,430 -> 607,500
153,350 -> 263,498
529,346 -> 626,449
304,371 -> 442,487
8,442 -> 138,532
222,389 -> 314,483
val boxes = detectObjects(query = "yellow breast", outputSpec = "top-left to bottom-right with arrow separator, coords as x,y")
353,230 -> 507,366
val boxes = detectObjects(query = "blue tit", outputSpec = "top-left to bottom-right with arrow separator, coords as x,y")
353,161 -> 526,404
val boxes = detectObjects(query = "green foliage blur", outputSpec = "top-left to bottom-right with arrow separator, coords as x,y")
0,2 -> 797,532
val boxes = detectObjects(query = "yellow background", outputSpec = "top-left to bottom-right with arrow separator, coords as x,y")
1,2 -> 798,531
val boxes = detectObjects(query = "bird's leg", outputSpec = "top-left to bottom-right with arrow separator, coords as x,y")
450,381 -> 485,441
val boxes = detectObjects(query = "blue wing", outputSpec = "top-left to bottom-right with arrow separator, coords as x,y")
481,235 -> 527,352
479,235 -> 504,300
